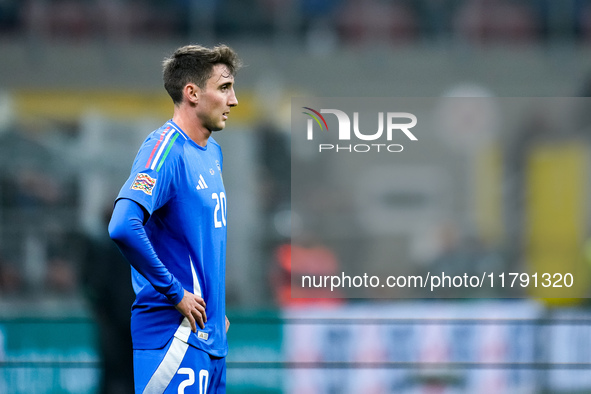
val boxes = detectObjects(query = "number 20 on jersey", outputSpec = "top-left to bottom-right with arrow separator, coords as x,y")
212,192 -> 227,228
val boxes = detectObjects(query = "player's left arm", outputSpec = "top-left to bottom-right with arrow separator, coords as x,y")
111,134 -> 186,305
226,315 -> 230,333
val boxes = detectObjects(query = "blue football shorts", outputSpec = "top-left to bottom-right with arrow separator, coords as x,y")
133,336 -> 226,394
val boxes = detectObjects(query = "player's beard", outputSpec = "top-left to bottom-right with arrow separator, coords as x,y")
202,113 -> 226,133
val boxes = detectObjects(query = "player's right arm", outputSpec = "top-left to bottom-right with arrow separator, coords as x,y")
108,198 -> 207,330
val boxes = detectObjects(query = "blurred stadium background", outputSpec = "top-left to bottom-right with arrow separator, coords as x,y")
2,0 -> 591,393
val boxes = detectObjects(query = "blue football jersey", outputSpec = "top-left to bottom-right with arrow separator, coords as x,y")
117,120 -> 228,357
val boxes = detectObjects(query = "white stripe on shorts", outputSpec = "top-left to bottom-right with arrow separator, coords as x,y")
143,326 -> 190,394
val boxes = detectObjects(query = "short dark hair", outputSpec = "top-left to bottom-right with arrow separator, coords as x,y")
162,44 -> 242,104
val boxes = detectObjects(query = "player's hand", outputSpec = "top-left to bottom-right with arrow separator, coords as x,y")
175,289 -> 207,332
225,315 -> 230,333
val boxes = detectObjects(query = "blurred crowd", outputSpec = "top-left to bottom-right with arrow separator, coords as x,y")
0,123 -> 79,298
1,0 -> 591,46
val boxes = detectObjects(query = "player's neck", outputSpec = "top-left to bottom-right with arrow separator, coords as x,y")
172,109 -> 211,147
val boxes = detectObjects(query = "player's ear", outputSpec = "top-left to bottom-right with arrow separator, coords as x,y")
184,83 -> 199,105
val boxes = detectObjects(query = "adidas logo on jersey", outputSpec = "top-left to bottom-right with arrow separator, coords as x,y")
196,174 -> 208,190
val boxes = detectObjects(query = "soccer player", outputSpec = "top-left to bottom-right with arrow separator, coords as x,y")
108,44 -> 241,393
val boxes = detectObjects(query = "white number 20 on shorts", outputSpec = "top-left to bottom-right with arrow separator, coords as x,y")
177,368 -> 209,394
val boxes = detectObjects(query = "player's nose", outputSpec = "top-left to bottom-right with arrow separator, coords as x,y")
228,89 -> 238,107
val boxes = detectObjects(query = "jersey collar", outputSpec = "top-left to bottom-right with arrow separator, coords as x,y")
166,120 -> 208,151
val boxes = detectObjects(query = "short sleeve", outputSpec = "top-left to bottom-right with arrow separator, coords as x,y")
117,127 -> 183,215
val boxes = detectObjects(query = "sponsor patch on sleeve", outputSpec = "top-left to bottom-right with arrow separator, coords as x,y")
130,173 -> 157,195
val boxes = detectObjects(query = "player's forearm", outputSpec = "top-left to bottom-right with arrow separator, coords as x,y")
109,198 -> 184,305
